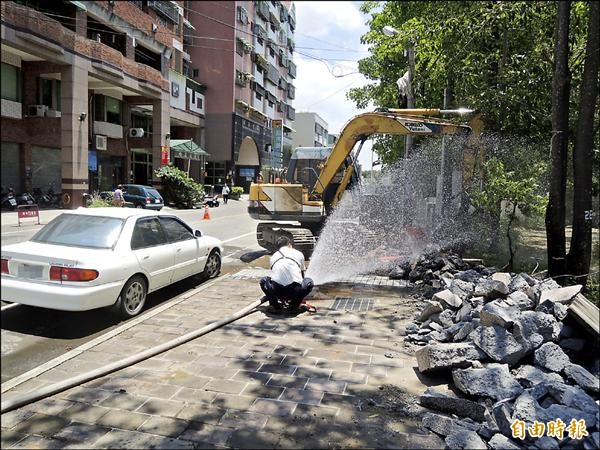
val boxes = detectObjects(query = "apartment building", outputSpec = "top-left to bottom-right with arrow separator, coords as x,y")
186,1 -> 296,192
291,112 -> 329,149
1,0 -> 205,208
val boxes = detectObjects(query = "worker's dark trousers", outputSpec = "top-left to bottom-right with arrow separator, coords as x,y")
260,276 -> 314,309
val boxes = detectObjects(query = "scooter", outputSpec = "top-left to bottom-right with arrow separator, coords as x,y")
16,191 -> 35,206
33,187 -> 52,207
203,193 -> 220,208
1,188 -> 17,210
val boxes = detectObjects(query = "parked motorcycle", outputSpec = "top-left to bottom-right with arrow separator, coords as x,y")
203,193 -> 220,208
1,187 -> 18,210
16,191 -> 36,206
202,185 -> 220,208
47,185 -> 61,208
33,187 -> 53,207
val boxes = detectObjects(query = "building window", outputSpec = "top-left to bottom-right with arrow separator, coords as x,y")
131,113 -> 152,134
255,91 -> 263,101
235,70 -> 246,86
94,94 -> 123,125
1,63 -> 22,102
106,96 -> 122,125
236,39 -> 244,56
37,77 -> 61,111
237,6 -> 248,24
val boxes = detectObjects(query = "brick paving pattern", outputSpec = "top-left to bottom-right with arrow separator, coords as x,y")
1,274 -> 434,449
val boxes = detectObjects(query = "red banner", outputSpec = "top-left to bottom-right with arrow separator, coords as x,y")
161,146 -> 170,165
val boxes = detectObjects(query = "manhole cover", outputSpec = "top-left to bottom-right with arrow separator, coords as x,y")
331,297 -> 375,311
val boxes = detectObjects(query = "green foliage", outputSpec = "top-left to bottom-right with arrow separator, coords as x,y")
231,186 -> 244,196
352,1 -> 590,140
154,164 -> 203,208
86,192 -> 112,208
469,157 -> 547,218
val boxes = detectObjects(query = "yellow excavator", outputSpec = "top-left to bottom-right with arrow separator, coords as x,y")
248,108 -> 481,257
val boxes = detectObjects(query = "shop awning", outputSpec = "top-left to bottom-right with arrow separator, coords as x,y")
170,139 -> 209,161
70,1 -> 87,11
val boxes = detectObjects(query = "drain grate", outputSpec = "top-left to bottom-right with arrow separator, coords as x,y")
331,297 -> 375,311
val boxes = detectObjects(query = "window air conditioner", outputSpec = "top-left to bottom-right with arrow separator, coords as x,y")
28,105 -> 48,117
95,135 -> 108,150
129,128 -> 145,138
46,109 -> 61,118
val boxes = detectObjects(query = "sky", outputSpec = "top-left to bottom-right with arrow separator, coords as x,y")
293,1 -> 378,170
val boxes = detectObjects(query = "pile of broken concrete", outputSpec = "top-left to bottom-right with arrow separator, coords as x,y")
395,253 -> 599,449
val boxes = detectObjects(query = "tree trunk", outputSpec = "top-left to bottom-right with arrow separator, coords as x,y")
545,0 -> 571,279
567,0 -> 599,286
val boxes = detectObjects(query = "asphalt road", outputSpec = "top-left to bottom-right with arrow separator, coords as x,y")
0,198 -> 271,384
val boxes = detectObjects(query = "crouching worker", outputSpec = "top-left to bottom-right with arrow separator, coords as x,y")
260,236 -> 315,313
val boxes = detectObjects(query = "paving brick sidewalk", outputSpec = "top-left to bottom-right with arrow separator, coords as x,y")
1,272 -> 441,449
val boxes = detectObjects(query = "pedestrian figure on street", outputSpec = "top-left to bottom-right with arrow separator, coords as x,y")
260,236 -> 314,313
222,184 -> 230,204
113,184 -> 124,207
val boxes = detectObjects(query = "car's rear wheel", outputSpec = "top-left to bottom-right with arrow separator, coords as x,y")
115,275 -> 147,318
202,250 -> 221,280
136,204 -> 144,209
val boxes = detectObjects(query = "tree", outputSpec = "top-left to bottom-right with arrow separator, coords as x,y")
546,0 -> 571,279
567,0 -> 599,284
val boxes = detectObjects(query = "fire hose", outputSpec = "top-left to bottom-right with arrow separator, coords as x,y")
1,296 -> 268,414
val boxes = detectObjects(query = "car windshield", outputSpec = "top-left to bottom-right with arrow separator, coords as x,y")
31,214 -> 125,249
145,188 -> 162,199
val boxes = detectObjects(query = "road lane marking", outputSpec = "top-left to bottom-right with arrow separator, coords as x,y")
221,232 -> 255,244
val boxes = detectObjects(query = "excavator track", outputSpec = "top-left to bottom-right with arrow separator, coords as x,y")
256,222 -> 316,259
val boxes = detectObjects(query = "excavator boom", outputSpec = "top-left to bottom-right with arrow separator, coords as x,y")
248,108 -> 475,258
314,109 -> 471,196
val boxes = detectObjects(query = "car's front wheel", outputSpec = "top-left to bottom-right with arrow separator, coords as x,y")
114,275 -> 147,318
201,250 -> 221,280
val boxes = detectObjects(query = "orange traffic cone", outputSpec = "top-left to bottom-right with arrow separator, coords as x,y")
202,205 -> 211,220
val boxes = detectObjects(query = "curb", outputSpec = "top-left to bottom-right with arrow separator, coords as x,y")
1,273 -> 231,394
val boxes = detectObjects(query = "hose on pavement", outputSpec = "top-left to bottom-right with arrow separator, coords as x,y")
1,296 -> 268,414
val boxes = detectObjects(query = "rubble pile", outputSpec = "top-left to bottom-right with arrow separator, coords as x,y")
393,252 -> 600,449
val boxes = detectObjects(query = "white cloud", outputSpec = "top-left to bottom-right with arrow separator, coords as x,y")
295,1 -> 366,38
293,1 -> 377,169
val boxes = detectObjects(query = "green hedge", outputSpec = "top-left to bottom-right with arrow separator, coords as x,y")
154,165 -> 203,208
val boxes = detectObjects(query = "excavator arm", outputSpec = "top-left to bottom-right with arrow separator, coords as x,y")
313,109 -> 472,197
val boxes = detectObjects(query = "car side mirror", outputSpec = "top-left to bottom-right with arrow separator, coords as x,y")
194,229 -> 202,238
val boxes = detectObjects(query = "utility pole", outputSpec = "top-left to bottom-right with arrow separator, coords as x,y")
439,85 -> 453,221
405,41 -> 415,157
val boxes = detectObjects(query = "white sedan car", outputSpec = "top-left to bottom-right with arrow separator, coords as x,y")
1,208 -> 223,318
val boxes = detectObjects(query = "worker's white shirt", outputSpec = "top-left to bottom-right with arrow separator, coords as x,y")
270,246 -> 305,286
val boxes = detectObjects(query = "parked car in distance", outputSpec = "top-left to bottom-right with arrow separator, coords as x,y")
122,184 -> 164,210
1,208 -> 223,318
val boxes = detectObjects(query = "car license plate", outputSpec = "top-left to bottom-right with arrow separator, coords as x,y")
18,264 -> 43,279
155,199 -> 160,203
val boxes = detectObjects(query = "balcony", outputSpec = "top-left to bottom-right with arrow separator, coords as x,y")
0,2 -> 168,92
288,61 -> 296,79
266,63 -> 279,84
147,0 -> 179,24
257,1 -> 270,20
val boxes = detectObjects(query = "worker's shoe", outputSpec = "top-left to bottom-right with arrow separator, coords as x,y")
266,305 -> 285,314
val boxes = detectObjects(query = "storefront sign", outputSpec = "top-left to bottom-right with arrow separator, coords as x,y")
271,119 -> 283,169
161,146 -> 170,164
88,150 -> 97,171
